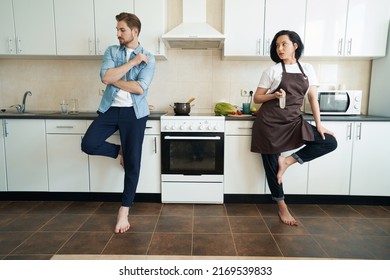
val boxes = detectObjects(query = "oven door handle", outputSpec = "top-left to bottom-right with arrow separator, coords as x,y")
164,136 -> 221,140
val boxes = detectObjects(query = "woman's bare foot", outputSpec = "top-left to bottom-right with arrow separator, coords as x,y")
277,200 -> 298,226
277,156 -> 297,184
114,206 -> 130,233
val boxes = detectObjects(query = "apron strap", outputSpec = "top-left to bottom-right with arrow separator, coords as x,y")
297,61 -> 308,79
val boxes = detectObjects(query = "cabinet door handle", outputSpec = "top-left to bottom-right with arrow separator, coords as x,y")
56,126 -> 74,129
2,120 -> 8,137
157,38 -> 161,54
347,38 -> 352,55
347,123 -> 352,140
96,37 -> 102,55
16,37 -> 22,53
356,122 -> 362,140
153,137 -> 157,154
88,38 -> 94,55
8,37 -> 14,53
338,38 -> 343,55
256,38 -> 261,55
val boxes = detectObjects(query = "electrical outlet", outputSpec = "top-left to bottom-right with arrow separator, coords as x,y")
98,88 -> 104,96
240,89 -> 250,97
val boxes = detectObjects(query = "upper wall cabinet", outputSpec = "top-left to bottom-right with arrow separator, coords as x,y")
134,0 -> 167,59
263,0 -> 306,56
0,0 -> 56,55
223,0 -> 265,57
55,0 -> 134,56
305,0 -> 390,57
223,0 -> 306,59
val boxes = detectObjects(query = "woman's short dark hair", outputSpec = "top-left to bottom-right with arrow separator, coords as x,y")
116,12 -> 141,35
269,30 -> 304,63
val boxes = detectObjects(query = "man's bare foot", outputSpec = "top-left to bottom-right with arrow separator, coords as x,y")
277,156 -> 297,184
114,206 -> 130,233
118,146 -> 124,168
277,201 -> 298,226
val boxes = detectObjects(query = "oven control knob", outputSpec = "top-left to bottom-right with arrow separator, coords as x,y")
189,125 -> 195,130
180,124 -> 186,130
164,124 -> 171,130
199,124 -> 204,130
172,124 -> 177,130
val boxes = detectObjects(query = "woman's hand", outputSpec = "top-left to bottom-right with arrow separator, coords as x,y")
274,88 -> 286,99
316,124 -> 335,140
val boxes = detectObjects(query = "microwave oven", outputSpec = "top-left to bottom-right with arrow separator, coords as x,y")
304,90 -> 362,115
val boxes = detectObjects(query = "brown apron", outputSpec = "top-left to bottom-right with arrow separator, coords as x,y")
251,61 -> 314,154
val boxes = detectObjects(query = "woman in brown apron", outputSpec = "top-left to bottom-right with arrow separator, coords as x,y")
251,30 -> 337,226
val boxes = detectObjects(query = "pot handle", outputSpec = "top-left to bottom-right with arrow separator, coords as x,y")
169,104 -> 175,109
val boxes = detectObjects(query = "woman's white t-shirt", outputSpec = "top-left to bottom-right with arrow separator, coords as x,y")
258,62 -> 319,94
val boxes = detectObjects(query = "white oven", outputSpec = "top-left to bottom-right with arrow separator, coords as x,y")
160,115 -> 225,203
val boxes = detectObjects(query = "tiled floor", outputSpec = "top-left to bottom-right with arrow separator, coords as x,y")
0,201 -> 389,260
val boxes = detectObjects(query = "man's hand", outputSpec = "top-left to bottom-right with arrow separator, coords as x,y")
131,53 -> 148,66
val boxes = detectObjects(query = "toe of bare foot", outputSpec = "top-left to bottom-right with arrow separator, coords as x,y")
278,212 -> 298,226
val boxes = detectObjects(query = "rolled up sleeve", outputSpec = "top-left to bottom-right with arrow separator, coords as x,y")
135,54 -> 156,92
100,47 -> 117,80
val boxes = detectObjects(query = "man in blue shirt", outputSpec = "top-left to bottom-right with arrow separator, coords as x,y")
82,12 -> 156,233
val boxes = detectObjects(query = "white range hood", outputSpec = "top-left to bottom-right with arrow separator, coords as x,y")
161,0 -> 225,49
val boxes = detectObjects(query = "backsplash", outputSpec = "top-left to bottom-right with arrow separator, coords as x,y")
0,52 -> 371,115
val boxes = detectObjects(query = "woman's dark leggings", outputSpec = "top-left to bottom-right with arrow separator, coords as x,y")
261,125 -> 337,201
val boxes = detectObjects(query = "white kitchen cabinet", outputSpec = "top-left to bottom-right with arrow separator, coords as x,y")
307,122 -> 353,195
305,0 -> 349,56
94,0 -> 135,55
55,0 -> 134,55
263,0 -> 306,56
305,0 -> 390,57
0,120 -> 7,191
276,147 -> 309,195
134,0 -> 167,59
223,0 -> 265,57
89,120 -> 161,193
89,133 -> 123,193
46,120 -> 89,192
4,119 -> 48,191
345,0 -> 390,57
0,0 -> 56,55
138,126 -> 161,193
223,0 -> 306,58
224,121 -> 266,194
350,122 -> 390,196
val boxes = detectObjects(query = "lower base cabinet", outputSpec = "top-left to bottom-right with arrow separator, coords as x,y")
350,121 -> 390,196
307,122 -> 353,195
5,119 -> 48,191
224,121 -> 266,194
46,120 -> 89,192
89,120 -> 161,193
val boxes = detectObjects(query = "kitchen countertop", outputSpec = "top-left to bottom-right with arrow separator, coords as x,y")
225,114 -> 390,122
1,111 -> 390,122
0,110 -> 168,120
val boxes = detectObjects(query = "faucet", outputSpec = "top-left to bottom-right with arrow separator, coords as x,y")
21,91 -> 32,113
11,91 -> 32,113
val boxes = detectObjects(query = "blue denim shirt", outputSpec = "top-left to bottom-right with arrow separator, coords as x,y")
98,44 -> 156,119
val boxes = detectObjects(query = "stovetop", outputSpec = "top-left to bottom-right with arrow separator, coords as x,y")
160,113 -> 225,132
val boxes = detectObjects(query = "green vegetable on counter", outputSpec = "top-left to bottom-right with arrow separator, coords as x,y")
214,102 -> 236,116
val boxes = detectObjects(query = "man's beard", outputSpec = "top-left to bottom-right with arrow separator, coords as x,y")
118,37 -> 133,46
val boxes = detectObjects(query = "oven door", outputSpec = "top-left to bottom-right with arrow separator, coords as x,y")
161,132 -> 224,175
